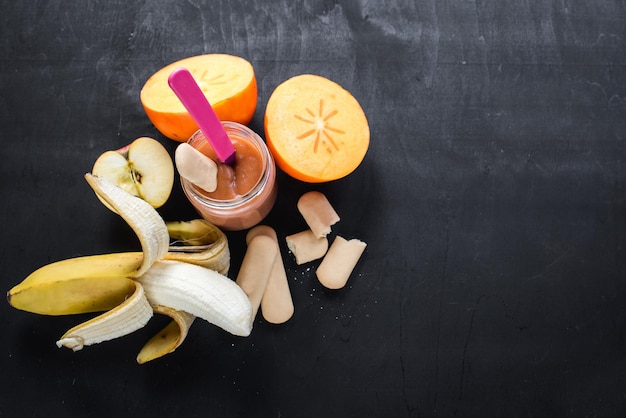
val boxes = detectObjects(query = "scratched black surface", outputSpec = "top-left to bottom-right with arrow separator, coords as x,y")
1,1 -> 625,417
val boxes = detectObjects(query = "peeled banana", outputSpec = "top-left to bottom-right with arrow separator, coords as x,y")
7,174 -> 251,364
137,260 -> 253,337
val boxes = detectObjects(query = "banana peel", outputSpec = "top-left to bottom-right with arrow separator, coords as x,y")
7,174 -> 247,363
56,280 -> 152,351
137,306 -> 195,364
7,253 -> 142,315
165,219 -> 230,275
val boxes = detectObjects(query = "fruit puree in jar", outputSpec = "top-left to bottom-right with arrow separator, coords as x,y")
195,136 -> 263,200
180,122 -> 277,231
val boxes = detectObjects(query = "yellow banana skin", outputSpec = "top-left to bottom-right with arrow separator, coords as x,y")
7,253 -> 143,315
136,305 -> 195,364
167,219 -> 222,246
165,219 -> 230,275
56,281 -> 152,351
7,220 -> 229,317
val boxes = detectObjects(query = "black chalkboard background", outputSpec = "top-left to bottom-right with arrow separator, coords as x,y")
1,1 -> 625,417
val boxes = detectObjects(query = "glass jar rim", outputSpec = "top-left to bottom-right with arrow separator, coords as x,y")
183,122 -> 274,209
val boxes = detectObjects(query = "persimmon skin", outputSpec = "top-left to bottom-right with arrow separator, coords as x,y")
264,74 -> 370,183
141,54 -> 258,142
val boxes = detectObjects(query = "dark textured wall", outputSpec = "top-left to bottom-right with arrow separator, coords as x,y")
1,1 -> 625,416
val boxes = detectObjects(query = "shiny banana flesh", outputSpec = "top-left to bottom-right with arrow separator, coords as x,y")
140,220 -> 233,362
137,260 -> 253,337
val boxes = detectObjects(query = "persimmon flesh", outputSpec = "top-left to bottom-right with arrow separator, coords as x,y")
264,74 -> 369,183
141,54 -> 257,142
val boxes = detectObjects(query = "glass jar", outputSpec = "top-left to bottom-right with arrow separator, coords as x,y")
180,122 -> 277,231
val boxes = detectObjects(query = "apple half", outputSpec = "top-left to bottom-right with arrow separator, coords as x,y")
92,137 -> 174,208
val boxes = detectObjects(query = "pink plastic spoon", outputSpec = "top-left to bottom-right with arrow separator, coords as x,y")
168,67 -> 236,165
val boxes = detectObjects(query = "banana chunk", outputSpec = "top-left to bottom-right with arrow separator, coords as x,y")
175,142 -> 218,192
285,229 -> 328,265
246,226 -> 294,324
297,191 -> 340,238
316,236 -> 367,290
137,260 -> 253,337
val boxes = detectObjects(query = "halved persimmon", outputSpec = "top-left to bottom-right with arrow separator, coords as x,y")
141,54 -> 257,142
264,74 -> 370,183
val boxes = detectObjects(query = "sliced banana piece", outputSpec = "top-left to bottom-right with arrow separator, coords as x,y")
136,260 -> 253,337
175,142 -> 218,192
136,306 -> 195,364
85,173 -> 169,277
56,281 -> 152,351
